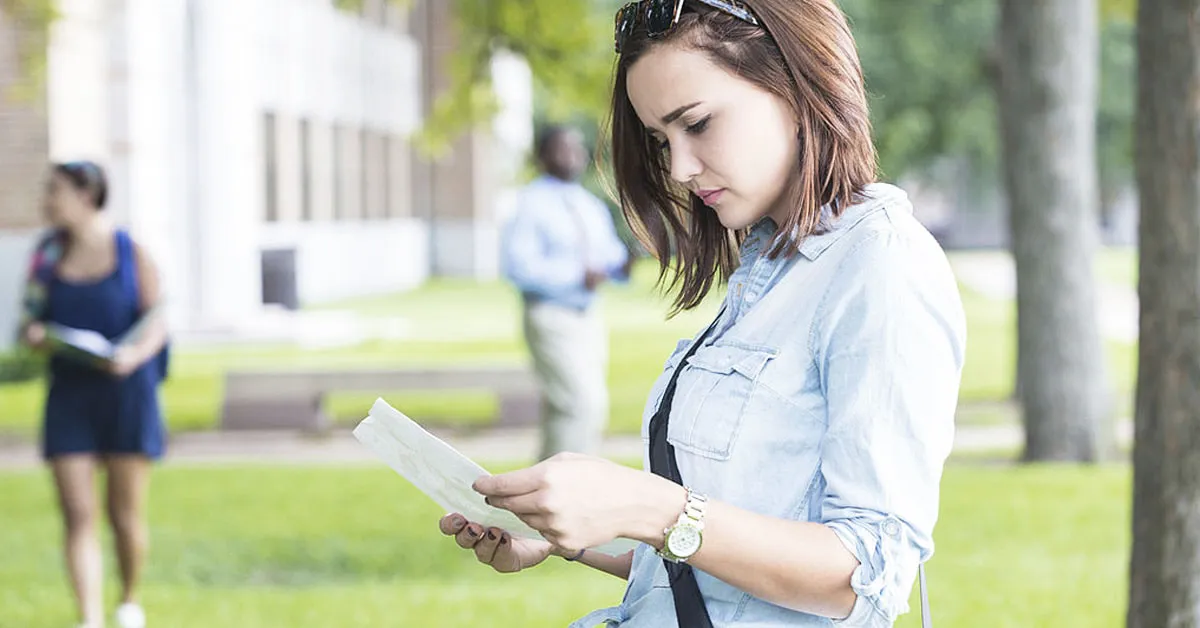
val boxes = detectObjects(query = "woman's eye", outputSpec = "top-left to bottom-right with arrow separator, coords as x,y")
685,116 -> 711,135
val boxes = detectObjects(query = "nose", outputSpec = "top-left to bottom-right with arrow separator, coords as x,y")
668,142 -> 703,185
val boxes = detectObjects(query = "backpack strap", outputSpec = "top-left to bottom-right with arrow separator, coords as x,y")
114,230 -> 170,381
920,563 -> 931,627
18,230 -> 65,330
115,229 -> 142,312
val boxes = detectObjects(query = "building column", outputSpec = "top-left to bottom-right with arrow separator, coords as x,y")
188,0 -> 263,327
415,0 -> 506,280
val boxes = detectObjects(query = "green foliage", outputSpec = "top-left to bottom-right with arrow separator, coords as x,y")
841,0 -> 1135,186
417,0 -> 617,156
1100,0 -> 1137,22
406,0 -> 1138,184
1098,19 -> 1136,194
0,349 -> 43,384
841,0 -> 999,181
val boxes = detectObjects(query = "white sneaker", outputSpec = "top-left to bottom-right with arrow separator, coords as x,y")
115,603 -> 146,628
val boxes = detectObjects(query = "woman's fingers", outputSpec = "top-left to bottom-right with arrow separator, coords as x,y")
439,513 -> 467,536
455,522 -> 485,549
474,527 -> 504,564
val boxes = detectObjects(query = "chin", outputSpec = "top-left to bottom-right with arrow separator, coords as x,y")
712,207 -> 764,231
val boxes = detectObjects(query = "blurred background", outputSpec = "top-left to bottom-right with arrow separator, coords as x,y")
0,0 -> 1186,626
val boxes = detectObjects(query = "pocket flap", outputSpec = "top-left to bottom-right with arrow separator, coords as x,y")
686,343 -> 777,380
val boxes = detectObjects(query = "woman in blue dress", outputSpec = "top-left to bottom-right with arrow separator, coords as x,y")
18,161 -> 167,628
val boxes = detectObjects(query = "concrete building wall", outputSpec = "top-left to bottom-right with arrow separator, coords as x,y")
0,0 -> 533,349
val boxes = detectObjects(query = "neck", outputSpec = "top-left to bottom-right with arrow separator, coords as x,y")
65,213 -> 112,246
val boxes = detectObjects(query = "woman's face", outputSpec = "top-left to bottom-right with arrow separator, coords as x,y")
626,44 -> 800,231
43,172 -> 92,228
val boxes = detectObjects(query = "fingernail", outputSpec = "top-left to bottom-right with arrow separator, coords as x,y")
466,527 -> 479,538
484,497 -> 493,507
486,531 -> 497,541
499,536 -> 509,546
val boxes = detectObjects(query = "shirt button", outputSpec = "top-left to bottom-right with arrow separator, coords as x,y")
883,519 -> 901,538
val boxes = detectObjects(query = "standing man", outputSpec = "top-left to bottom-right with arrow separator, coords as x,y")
501,125 -> 632,460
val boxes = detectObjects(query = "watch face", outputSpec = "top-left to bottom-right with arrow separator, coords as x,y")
667,523 -> 702,557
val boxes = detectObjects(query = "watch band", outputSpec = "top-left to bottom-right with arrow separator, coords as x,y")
682,489 -> 708,521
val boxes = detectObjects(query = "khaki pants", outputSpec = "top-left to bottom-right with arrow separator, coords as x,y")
521,302 -> 609,460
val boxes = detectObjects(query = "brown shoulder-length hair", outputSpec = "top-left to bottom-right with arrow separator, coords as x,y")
607,0 -> 877,313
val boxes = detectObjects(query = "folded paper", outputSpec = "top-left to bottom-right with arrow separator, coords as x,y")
353,398 -> 638,557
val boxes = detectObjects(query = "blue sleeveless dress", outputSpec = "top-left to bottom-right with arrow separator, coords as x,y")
41,231 -> 166,460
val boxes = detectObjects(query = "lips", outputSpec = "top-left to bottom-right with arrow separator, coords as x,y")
697,189 -> 725,205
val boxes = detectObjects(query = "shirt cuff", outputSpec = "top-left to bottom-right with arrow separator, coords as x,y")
826,516 -> 912,627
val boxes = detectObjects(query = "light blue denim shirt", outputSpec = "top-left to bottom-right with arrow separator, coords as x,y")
501,176 -> 630,311
571,183 -> 966,628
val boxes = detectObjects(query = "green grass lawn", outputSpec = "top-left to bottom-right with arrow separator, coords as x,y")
0,257 -> 1139,438
0,461 -> 1130,628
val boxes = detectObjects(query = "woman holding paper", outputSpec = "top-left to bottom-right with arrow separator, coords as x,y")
438,1 -> 965,627
17,160 -> 168,628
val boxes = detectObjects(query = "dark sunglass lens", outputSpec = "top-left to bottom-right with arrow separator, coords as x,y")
644,0 -> 679,37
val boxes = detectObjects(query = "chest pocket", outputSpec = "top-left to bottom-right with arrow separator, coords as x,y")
669,341 -> 777,460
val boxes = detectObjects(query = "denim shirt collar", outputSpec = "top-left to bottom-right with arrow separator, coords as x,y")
748,183 -> 911,261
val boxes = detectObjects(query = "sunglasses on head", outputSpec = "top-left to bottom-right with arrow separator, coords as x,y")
615,0 -> 760,54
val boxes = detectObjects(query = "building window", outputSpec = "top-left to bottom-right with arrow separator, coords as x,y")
263,112 -> 279,223
300,118 -> 313,222
362,129 -> 390,220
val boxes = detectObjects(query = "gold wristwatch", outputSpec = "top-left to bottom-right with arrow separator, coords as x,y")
657,488 -> 708,563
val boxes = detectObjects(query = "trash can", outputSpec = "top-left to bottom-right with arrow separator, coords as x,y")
261,248 -> 299,310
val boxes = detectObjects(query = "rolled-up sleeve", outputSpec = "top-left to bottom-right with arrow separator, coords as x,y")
814,229 -> 966,627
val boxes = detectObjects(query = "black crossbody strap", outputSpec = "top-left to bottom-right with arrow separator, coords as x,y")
647,307 -> 724,628
648,306 -> 933,628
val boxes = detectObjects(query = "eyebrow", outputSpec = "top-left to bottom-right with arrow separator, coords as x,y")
662,102 -> 703,125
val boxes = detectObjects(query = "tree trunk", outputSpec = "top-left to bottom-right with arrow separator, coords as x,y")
997,0 -> 1111,462
1127,0 -> 1200,624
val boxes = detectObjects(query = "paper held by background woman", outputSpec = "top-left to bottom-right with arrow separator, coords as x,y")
353,398 -> 638,558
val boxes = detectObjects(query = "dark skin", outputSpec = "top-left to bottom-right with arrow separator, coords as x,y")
540,129 -> 636,289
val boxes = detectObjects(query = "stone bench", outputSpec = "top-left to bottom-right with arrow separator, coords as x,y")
219,366 -> 540,432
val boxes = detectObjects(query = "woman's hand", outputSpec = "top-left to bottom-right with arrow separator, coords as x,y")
22,322 -> 47,349
105,346 -> 142,378
474,452 -> 685,554
438,513 -> 561,574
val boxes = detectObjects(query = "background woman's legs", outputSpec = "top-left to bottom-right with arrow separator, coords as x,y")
51,454 -> 103,628
104,455 -> 150,609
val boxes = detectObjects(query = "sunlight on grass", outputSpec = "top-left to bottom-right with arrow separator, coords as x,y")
0,463 -> 1130,627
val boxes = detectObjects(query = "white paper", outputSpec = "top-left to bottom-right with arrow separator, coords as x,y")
353,398 -> 638,557
45,323 -> 115,359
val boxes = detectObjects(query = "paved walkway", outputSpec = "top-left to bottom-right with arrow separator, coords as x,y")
0,419 -> 1133,471
950,251 -> 1139,343
0,250 -> 1136,472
